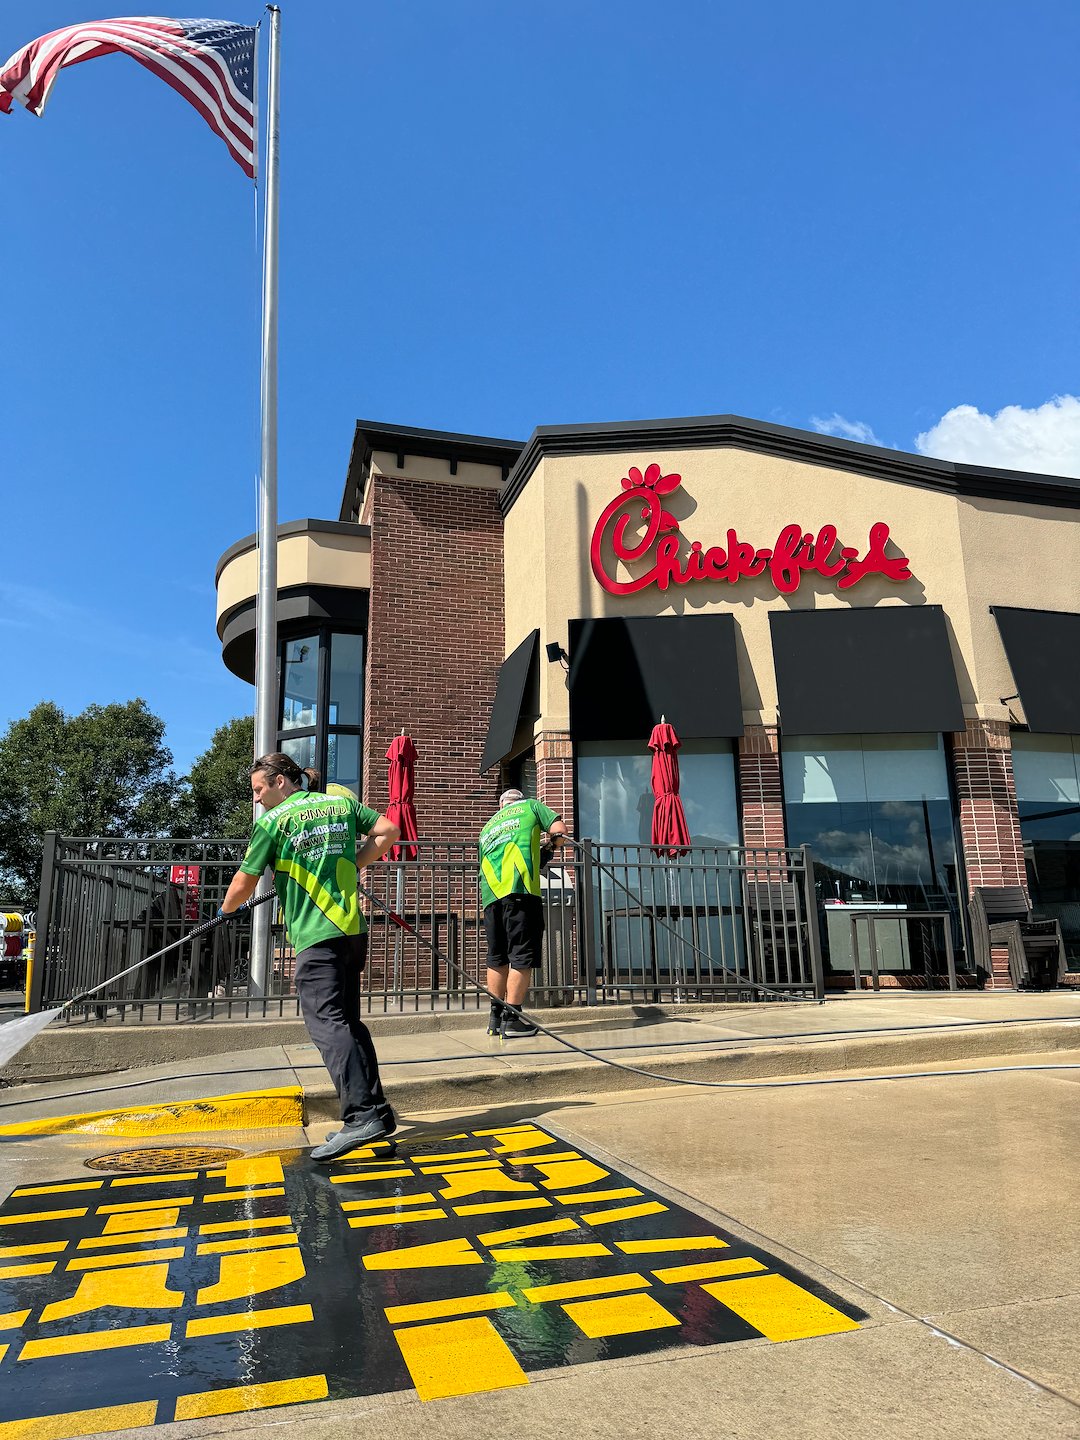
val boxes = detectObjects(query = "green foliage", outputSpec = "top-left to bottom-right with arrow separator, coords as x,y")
0,699 -> 177,906
174,715 -> 255,840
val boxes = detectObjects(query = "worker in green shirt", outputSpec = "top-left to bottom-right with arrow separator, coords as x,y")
478,787 -> 566,1038
220,752 -> 400,1161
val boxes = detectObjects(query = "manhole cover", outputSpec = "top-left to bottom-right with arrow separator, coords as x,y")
84,1145 -> 244,1173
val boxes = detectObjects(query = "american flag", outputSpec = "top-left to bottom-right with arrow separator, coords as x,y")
0,16 -> 257,176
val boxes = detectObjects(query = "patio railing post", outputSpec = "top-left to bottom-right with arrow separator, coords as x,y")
801,844 -> 826,1001
28,831 -> 59,1013
579,837 -> 599,1005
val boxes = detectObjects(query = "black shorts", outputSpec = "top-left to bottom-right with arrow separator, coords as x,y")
484,894 -> 544,971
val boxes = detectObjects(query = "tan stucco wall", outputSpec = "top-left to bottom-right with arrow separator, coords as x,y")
369,451 -> 505,491
216,525 -> 371,632
502,446 -> 1080,733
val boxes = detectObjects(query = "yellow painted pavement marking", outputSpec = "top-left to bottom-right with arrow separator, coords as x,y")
703,1274 -> 860,1341
0,1088 -> 302,1140
618,1236 -> 728,1254
77,1227 -> 187,1249
491,1132 -> 556,1153
519,1151 -> 584,1166
223,1156 -> 284,1189
196,1243 -> 305,1305
340,1193 -> 436,1212
0,1344 -> 6,1362
384,1291 -> 516,1325
109,1173 -> 198,1187
349,1209 -> 447,1229
418,1159 -> 504,1175
0,1400 -> 158,1439
20,1324 -> 172,1360
103,1207 -> 183,1232
477,1217 -> 578,1245
10,1183 -> 103,1198
393,1316 -> 528,1401
532,1161 -> 608,1190
0,1242 -> 67,1260
409,1149 -> 489,1162
196,1233 -> 299,1256
555,1187 -> 643,1206
0,1262 -> 55,1280
199,1216 -> 293,1235
653,1258 -> 767,1283
173,1374 -> 328,1420
563,1293 -> 681,1339
470,1124 -> 534,1136
489,1244 -> 612,1261
452,1199 -> 552,1217
329,1169 -> 412,1184
582,1202 -> 668,1227
43,1262 -> 183,1322
202,1188 -> 286,1204
363,1237 -> 482,1271
0,1310 -> 30,1330
0,1208 -> 87,1227
438,1171 -> 538,1200
523,1272 -> 650,1303
185,1304 -> 314,1338
98,1197 -> 192,1215
66,1246 -> 186,1272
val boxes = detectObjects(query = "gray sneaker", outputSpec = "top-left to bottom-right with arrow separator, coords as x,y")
311,1118 -> 393,1162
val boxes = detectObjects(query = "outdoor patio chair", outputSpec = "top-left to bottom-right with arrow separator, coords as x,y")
968,886 -> 1066,990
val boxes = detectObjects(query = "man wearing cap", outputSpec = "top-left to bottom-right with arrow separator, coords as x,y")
478,788 -> 567,1038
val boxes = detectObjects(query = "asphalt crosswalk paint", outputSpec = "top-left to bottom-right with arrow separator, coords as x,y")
0,1124 -> 866,1433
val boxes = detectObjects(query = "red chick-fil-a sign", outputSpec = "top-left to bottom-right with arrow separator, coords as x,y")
589,463 -> 912,596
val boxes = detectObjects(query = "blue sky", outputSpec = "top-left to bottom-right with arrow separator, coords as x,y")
3,1 -> 1079,771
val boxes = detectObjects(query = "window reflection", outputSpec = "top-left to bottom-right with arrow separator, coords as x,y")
576,741 -> 739,846
1012,734 -> 1080,969
330,633 -> 363,727
281,636 -> 318,731
327,732 -> 361,798
782,734 -> 960,979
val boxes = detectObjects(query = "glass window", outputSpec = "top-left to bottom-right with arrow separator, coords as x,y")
1012,734 -> 1080,969
326,732 -> 361,798
281,635 -> 318,731
783,733 -> 959,978
280,733 -> 316,773
329,633 -> 363,727
576,741 -> 739,847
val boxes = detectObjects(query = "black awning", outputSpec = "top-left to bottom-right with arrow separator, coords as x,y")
770,606 -> 965,735
993,607 -> 1080,734
479,630 -> 540,774
568,615 -> 743,741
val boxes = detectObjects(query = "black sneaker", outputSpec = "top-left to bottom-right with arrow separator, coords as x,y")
501,1012 -> 539,1039
311,1118 -> 393,1162
486,1002 -> 505,1036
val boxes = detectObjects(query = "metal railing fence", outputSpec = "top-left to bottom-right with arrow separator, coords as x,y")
30,834 -> 825,1022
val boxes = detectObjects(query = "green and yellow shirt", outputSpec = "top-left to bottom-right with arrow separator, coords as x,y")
240,790 -> 381,953
478,798 -> 560,909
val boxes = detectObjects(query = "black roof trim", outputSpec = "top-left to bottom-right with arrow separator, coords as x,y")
500,413 -> 1080,515
215,518 -> 369,585
341,420 -> 524,520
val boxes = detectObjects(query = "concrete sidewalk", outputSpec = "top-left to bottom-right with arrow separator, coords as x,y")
1,993 -> 1078,1134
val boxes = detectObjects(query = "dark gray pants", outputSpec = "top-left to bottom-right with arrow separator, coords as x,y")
295,934 -> 391,1130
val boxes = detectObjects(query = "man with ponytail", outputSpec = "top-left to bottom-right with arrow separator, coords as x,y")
220,753 -> 400,1161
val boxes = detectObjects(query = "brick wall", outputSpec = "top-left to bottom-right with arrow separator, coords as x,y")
534,730 -> 574,827
951,720 -> 1027,896
363,473 -> 505,840
737,726 -> 787,851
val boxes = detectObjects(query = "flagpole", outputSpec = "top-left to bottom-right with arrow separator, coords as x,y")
250,3 -> 281,999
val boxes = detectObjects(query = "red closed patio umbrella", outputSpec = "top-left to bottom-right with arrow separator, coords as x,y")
384,732 -> 419,861
649,719 -> 691,855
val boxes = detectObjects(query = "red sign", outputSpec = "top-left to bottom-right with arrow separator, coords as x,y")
170,864 -> 202,922
590,464 -> 912,597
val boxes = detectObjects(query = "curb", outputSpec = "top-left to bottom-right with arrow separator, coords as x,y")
0,1086 -> 303,1138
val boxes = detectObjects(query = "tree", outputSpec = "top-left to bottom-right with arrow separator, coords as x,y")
0,699 -> 177,905
175,715 -> 254,840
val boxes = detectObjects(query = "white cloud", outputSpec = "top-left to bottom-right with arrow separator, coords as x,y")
811,413 -> 884,447
914,395 -> 1080,478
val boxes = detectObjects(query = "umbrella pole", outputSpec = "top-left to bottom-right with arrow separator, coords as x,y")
391,862 -> 405,999
668,858 -> 685,1003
